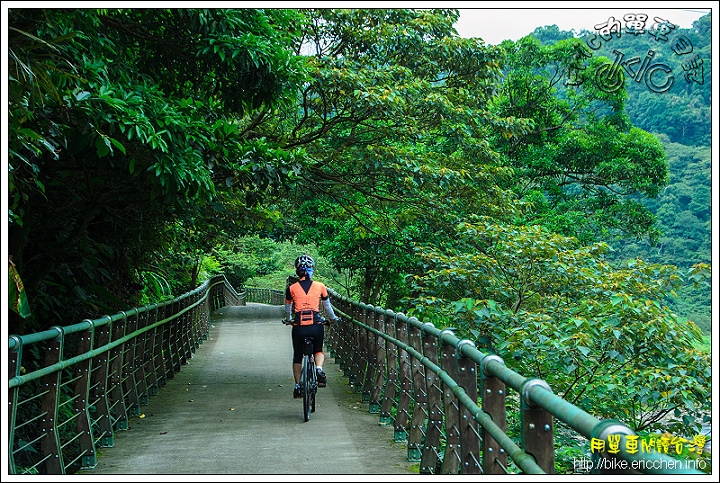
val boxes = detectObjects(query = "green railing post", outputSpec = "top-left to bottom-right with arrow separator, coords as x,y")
202,294 -> 211,339
592,420 -> 639,475
121,312 -> 141,416
8,336 -> 21,475
521,378 -> 555,474
188,295 -> 199,354
439,330 -> 461,475
40,327 -> 64,474
457,340 -> 481,474
420,327 -> 442,474
171,300 -> 184,372
179,298 -> 192,366
361,306 -> 378,401
480,354 -> 508,474
394,314 -> 412,443
346,308 -> 359,381
144,307 -> 160,396
157,303 -> 170,386
89,319 -> 115,446
335,299 -> 351,375
356,305 -> 371,396
369,309 -> 385,414
329,299 -> 341,365
108,316 -> 129,429
379,311 -> 398,426
160,304 -> 174,381
341,298 -> 353,365
133,311 -> 149,406
74,322 -> 98,469
407,321 -> 427,462
325,303 -> 337,358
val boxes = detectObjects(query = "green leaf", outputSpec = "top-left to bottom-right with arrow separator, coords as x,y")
95,136 -> 110,157
9,264 -> 31,318
110,137 -> 127,155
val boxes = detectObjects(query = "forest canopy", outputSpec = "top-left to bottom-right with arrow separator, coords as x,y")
7,7 -> 712,441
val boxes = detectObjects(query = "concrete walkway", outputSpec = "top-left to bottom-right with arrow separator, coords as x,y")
77,303 -> 417,478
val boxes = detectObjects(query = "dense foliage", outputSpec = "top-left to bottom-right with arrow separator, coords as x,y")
525,17 -> 712,332
7,7 -> 711,458
8,8 -> 310,332
407,218 -> 710,437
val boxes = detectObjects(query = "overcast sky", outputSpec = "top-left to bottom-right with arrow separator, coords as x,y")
454,5 -> 712,44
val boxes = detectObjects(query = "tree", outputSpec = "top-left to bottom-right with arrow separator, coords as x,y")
490,36 -> 669,246
262,9 -> 527,305
522,16 -> 713,334
8,8 -> 309,333
529,24 -> 576,43
627,92 -> 711,146
407,218 -> 711,436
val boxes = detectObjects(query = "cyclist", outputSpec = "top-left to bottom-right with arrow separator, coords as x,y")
284,255 -> 339,398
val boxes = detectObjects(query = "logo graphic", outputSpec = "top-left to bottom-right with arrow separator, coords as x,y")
564,13 -> 705,94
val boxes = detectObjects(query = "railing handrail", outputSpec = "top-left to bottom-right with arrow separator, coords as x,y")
7,274 -> 243,475
326,287 -> 705,475
9,290 -> 213,390
7,280 -> 705,475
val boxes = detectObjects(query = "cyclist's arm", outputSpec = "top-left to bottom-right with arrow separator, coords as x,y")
284,286 -> 294,321
318,282 -> 338,320
284,301 -> 293,321
322,297 -> 337,320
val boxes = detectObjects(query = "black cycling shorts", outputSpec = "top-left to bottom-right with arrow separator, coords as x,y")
291,323 -> 324,364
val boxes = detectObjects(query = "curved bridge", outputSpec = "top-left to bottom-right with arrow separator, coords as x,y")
7,276 -> 705,475
76,303 -> 416,475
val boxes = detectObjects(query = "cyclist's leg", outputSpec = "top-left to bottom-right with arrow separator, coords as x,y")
293,362 -> 302,384
291,325 -> 304,383
291,326 -> 304,397
309,323 -> 325,365
309,324 -> 327,386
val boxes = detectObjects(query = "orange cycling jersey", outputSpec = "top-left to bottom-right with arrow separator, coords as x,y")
286,278 -> 329,325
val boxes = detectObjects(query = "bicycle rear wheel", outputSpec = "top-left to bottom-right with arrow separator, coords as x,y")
302,356 -> 312,421
308,360 -> 317,414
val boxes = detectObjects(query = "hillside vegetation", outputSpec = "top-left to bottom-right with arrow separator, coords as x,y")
8,8 -> 711,442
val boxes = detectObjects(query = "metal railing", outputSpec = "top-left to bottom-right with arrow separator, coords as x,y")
7,280 -> 705,475
245,287 -> 285,305
7,275 -> 243,475
324,288 -> 706,475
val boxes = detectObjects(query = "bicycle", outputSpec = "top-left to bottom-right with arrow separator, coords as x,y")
283,315 -> 332,421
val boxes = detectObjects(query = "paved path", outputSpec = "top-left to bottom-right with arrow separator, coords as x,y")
77,303 -> 417,477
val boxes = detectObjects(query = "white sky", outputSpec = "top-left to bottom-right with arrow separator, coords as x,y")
454,4 -> 713,44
